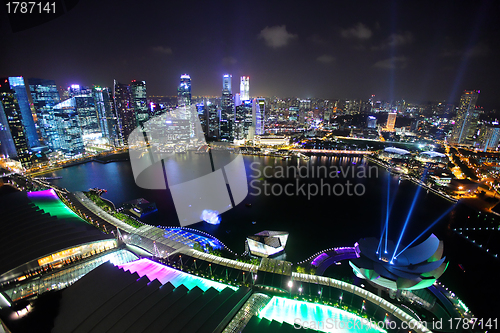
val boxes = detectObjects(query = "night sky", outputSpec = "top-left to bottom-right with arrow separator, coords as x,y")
1,0 -> 500,109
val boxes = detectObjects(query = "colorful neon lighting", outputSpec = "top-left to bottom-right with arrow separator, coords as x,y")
28,189 -> 85,223
259,296 -> 386,333
118,258 -> 237,292
164,228 -> 224,249
395,205 -> 455,258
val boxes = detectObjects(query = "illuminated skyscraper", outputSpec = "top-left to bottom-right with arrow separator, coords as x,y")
0,83 -> 31,166
74,96 -> 100,137
207,102 -> 219,140
93,87 -> 120,145
67,84 -> 91,98
234,100 -> 253,140
177,74 -> 192,106
254,98 -> 265,135
220,74 -> 234,141
222,74 -> 231,93
130,80 -> 148,126
5,77 -> 39,149
28,78 -> 61,149
240,76 -> 249,101
449,90 -> 480,144
52,98 -> 85,156
386,112 -> 397,131
113,80 -> 133,144
480,125 -> 500,151
367,115 -> 377,129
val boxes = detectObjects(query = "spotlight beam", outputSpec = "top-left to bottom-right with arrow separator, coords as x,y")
385,174 -> 390,252
391,184 -> 422,263
395,205 -> 455,258
377,224 -> 386,255
384,175 -> 400,253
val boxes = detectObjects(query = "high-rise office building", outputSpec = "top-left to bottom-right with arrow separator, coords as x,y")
299,99 -> 311,125
449,90 -> 480,144
177,74 -> 192,107
52,98 -> 84,156
67,84 -> 91,98
234,100 -> 253,140
254,98 -> 265,135
74,96 -> 100,137
223,74 -> 232,93
93,87 -> 120,146
480,125 -> 500,151
113,80 -> 134,144
386,112 -> 397,131
220,74 -> 234,142
207,102 -> 219,140
367,116 -> 377,129
4,77 -> 40,149
288,106 -> 299,121
0,83 -> 31,166
28,78 -> 61,149
130,80 -> 148,127
60,84 -> 100,139
240,76 -> 249,101
196,102 -> 208,137
222,74 -> 233,109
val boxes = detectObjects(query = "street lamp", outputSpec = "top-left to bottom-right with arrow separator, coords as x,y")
288,280 -> 293,297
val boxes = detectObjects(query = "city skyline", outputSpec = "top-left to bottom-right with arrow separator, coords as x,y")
1,0 -> 500,109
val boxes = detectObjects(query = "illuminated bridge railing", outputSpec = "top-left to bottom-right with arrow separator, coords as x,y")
186,249 -> 259,273
291,149 -> 375,154
223,293 -> 271,333
291,272 -> 432,333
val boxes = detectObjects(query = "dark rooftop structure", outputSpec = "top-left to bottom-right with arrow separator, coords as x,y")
0,190 -> 112,283
51,261 -> 251,333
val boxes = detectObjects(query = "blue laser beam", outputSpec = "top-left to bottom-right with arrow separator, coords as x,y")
395,205 -> 455,258
391,184 -> 422,264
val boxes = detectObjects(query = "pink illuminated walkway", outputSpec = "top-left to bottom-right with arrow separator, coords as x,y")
118,259 -> 237,292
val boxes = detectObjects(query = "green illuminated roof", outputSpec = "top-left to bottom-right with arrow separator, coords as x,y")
259,296 -> 386,333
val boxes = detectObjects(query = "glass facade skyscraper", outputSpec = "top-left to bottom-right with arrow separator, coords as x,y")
177,74 -> 192,107
93,87 -> 120,146
74,96 -> 100,137
255,98 -> 265,135
52,98 -> 84,156
130,80 -> 149,127
28,78 -> 61,150
113,80 -> 134,144
220,74 -> 234,141
223,74 -> 232,93
240,76 -> 249,101
6,77 -> 40,149
0,82 -> 31,166
450,90 -> 480,145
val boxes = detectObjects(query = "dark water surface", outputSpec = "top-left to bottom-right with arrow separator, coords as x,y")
43,153 -> 500,318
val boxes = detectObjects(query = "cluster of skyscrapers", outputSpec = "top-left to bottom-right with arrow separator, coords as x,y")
2,71 -> 499,168
0,77 -> 150,167
189,74 -> 265,142
0,73 -> 267,168
449,90 -> 500,151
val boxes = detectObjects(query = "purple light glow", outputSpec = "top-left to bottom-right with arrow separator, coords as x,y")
27,189 -> 58,200
311,253 -> 329,266
118,258 -> 236,291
